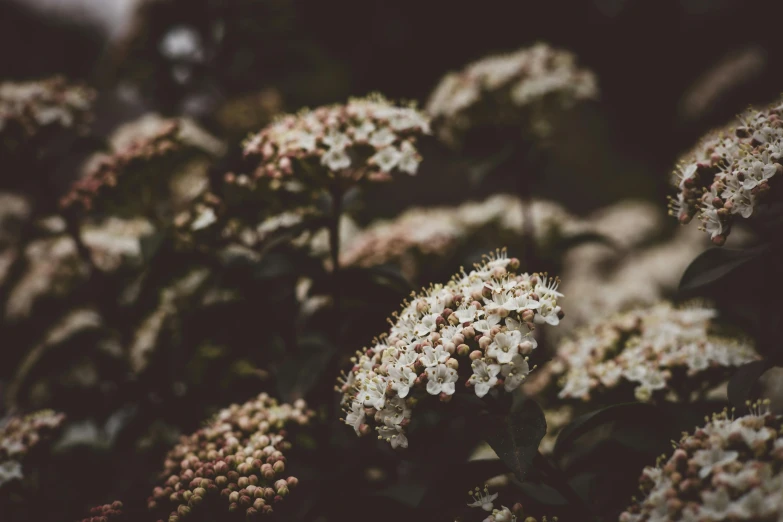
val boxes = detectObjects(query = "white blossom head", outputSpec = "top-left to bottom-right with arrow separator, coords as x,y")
669,98 -> 783,245
241,94 -> 430,193
546,302 -> 758,403
620,403 -> 783,522
426,43 -> 598,149
461,485 -> 555,522
337,250 -> 564,447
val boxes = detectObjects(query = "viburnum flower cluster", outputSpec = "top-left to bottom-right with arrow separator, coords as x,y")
341,195 -> 582,276
548,302 -> 758,402
337,251 -> 564,448
460,485 -> 556,522
620,403 -> 783,522
0,77 -> 94,151
147,394 -> 312,521
0,410 -> 66,488
669,99 -> 783,245
426,43 -> 598,148
241,94 -> 430,190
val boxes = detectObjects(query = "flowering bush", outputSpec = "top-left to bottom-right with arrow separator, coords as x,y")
620,404 -> 783,521
538,302 -> 757,402
0,410 -> 65,489
669,98 -> 783,245
147,394 -> 312,521
338,251 -> 564,448
426,43 -> 597,149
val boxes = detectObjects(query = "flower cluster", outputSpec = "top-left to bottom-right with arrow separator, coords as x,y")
426,43 -> 598,148
341,195 -> 582,279
669,98 -> 783,244
147,393 -> 312,520
338,251 -> 564,448
620,404 -> 783,522
0,77 -> 94,154
0,410 -> 66,488
548,302 -> 758,402
60,116 -> 221,218
461,485 -> 556,522
77,501 -> 126,522
241,94 -> 430,190
558,201 -> 708,335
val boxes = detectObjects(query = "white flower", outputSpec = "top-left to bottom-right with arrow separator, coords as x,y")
378,420 -> 408,449
369,127 -> 396,148
0,460 -> 23,487
470,360 -> 501,398
420,345 -> 449,367
474,314 -> 501,333
370,146 -> 402,172
321,146 -> 351,171
322,130 -> 350,150
468,488 -> 498,512
397,141 -> 421,175
487,330 -> 522,364
501,355 -> 530,391
425,364 -> 458,395
377,397 -> 411,425
344,401 -> 365,434
360,377 -> 388,410
455,305 -> 479,324
388,364 -> 417,398
693,448 -> 739,478
352,120 -> 376,141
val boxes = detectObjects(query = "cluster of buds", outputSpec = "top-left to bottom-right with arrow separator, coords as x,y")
241,94 -> 430,191
0,77 -> 94,156
426,43 -> 598,148
147,394 -> 312,520
77,501 -> 125,522
460,485 -> 556,522
0,410 -> 66,488
337,250 -> 564,448
669,98 -> 783,245
60,116 -> 220,218
341,195 -> 582,277
620,403 -> 783,521
547,302 -> 758,402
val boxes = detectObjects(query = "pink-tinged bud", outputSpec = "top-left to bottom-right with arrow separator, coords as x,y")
254,487 -> 265,499
238,477 -> 249,488
245,507 -> 258,519
359,424 -> 372,436
446,358 -> 459,370
264,488 -> 276,500
457,344 -> 470,356
479,336 -> 491,351
462,326 -> 476,339
469,350 -> 483,360
711,234 -> 727,246
678,212 -> 692,225
227,471 -> 239,482
229,491 -> 240,503
239,495 -> 253,508
216,476 -> 228,487
248,474 -> 259,486
444,342 -> 456,354
447,313 -> 460,326
221,488 -> 231,499
276,486 -> 289,497
229,502 -> 239,513
512,503 -> 523,515
519,341 -> 534,354
215,461 -> 228,475
286,477 -> 299,488
177,505 -> 191,517
253,498 -> 266,510
273,461 -> 285,474
189,495 -> 203,507
439,392 -> 452,403
452,334 -> 465,346
193,487 -> 206,497
169,516 -> 180,522
508,257 -> 520,270
521,310 -> 535,323
712,197 -> 723,208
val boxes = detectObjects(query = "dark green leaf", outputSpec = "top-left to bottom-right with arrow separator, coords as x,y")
553,402 -> 660,458
483,399 -> 547,481
679,244 -> 768,293
728,360 -> 775,410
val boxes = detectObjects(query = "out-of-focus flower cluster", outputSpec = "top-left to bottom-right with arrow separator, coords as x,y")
559,201 -> 709,334
0,410 -> 65,488
77,501 -> 126,522
540,302 -> 757,402
338,251 -> 564,448
61,115 -> 223,219
0,77 -> 94,159
426,43 -> 597,148
241,94 -> 430,191
670,97 -> 783,245
620,404 -> 783,522
147,393 -> 312,521
341,196 -> 582,279
459,485 -> 556,522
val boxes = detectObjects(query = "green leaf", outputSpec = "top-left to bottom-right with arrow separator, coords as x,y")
553,402 -> 660,458
483,399 -> 547,481
679,244 -> 768,293
728,360 -> 776,410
